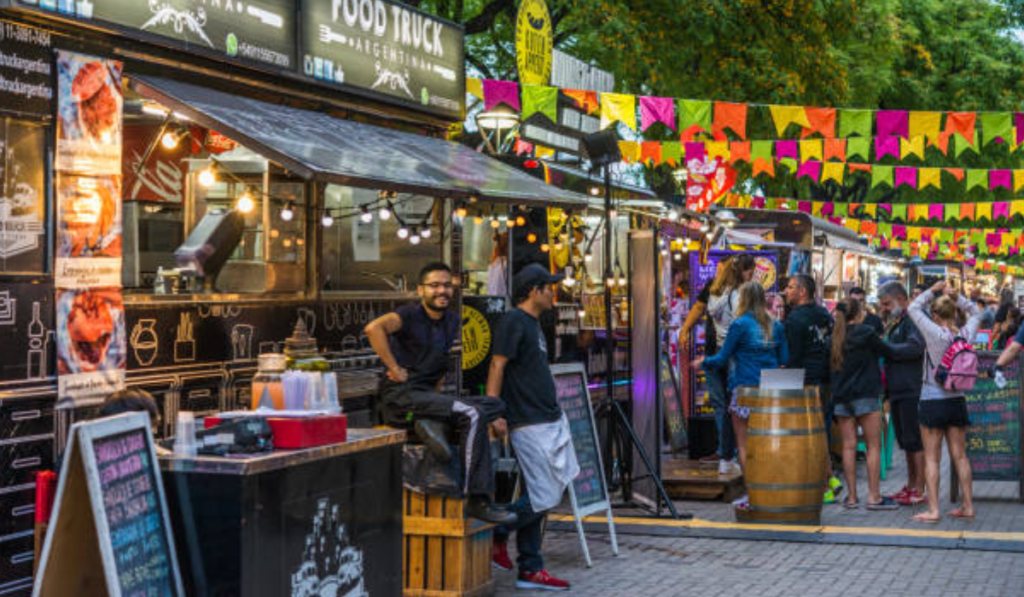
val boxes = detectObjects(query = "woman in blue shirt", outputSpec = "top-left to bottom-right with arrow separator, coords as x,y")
694,281 -> 788,489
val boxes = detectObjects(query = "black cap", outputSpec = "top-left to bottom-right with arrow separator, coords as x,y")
513,263 -> 564,298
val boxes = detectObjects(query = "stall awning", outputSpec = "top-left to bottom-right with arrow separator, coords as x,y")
131,76 -> 588,206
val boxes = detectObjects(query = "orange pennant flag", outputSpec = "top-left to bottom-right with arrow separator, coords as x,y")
639,142 -> 662,165
730,141 -> 751,164
848,163 -> 872,173
937,112 -> 976,153
824,138 -> 847,162
752,158 -> 775,177
802,107 -> 836,138
960,203 -> 975,220
712,102 -> 747,140
943,168 -> 965,182
562,89 -> 600,115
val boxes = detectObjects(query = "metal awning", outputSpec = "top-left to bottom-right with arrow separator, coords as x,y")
131,76 -> 588,206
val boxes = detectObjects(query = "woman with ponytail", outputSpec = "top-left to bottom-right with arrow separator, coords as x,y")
694,281 -> 787,509
831,298 -> 897,510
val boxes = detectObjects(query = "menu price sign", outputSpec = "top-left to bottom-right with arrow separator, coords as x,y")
34,412 -> 184,597
301,0 -> 465,118
0,19 -> 53,118
660,351 -> 687,453
18,0 -> 295,69
954,352 -> 1024,502
550,363 -> 618,568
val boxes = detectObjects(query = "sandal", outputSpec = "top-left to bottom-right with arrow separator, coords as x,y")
912,513 -> 941,524
867,496 -> 899,511
842,500 -> 859,510
947,507 -> 975,520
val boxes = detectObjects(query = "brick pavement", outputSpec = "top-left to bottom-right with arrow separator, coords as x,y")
495,529 -> 1024,596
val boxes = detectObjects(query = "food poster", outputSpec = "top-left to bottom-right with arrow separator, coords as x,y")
56,52 -> 123,175
55,51 -> 126,406
56,288 -> 127,404
0,120 -> 47,272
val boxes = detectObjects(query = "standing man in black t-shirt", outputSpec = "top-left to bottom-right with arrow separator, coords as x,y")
365,262 -> 512,525
486,263 -> 576,592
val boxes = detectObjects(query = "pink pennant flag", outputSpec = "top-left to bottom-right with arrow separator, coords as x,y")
750,196 -> 766,209
895,166 -> 917,188
639,96 -> 677,132
928,204 -> 943,221
1016,113 -> 1024,145
685,142 -> 706,163
798,201 -> 812,214
821,203 -> 835,217
893,224 -> 907,240
987,233 -> 1002,248
876,110 -> 909,138
995,202 -> 1010,219
483,79 -> 520,111
796,160 -> 822,181
775,140 -> 798,160
879,203 -> 892,217
991,169 -> 1012,190
875,136 -> 900,160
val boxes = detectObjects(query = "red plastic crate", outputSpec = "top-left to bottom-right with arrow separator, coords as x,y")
204,414 -> 347,449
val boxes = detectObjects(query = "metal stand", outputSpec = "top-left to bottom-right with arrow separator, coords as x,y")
599,165 -> 684,520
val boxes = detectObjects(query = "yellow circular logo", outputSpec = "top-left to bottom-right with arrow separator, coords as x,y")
515,0 -> 553,86
461,305 -> 492,370
754,256 -> 777,290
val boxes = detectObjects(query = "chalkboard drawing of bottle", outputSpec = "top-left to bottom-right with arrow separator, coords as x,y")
174,312 -> 196,363
27,301 -> 47,379
291,497 -> 367,597
131,319 -> 159,367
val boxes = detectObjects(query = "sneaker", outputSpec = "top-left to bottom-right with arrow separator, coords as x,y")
492,541 -> 513,571
698,453 -> 722,464
904,488 -> 926,505
517,569 -> 570,591
891,485 -> 913,505
828,476 -> 844,496
823,489 -> 837,504
718,459 -> 741,475
466,496 -> 517,525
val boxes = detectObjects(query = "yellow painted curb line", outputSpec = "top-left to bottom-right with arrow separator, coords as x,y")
549,514 -> 1024,543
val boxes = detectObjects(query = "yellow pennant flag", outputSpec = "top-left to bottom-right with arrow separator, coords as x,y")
919,168 -> 941,189
976,202 -> 993,221
467,77 -> 484,100
1011,200 -> 1024,217
1014,170 -> 1024,192
769,105 -> 811,136
535,145 -> 555,159
600,93 -> 637,131
706,141 -> 730,162
900,136 -> 926,160
617,141 -> 640,162
865,204 -> 877,218
800,139 -> 823,162
822,162 -> 845,184
845,219 -> 860,233
812,201 -> 823,216
908,227 -> 922,242
739,194 -> 753,208
909,111 -> 942,143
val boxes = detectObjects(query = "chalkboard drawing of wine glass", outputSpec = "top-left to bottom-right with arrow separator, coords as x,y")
130,318 -> 159,366
174,312 -> 195,363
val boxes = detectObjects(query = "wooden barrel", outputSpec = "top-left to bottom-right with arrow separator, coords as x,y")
737,386 -> 828,525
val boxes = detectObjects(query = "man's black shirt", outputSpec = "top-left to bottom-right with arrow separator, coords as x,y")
493,308 -> 562,429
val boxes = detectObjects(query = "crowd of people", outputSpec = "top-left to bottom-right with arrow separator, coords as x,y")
683,255 -> 1024,522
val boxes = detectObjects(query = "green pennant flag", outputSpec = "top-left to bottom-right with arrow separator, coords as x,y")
891,203 -> 907,221
847,137 -> 871,160
944,204 -> 960,223
662,142 -> 682,164
839,109 -> 873,138
971,231 -> 985,246
779,157 -> 798,172
872,165 -> 894,188
751,141 -> 774,161
939,229 -> 954,243
833,202 -> 848,217
678,99 -> 711,131
902,244 -> 912,257
955,135 -> 979,158
966,169 -> 987,190
879,222 -> 892,237
980,112 -> 1013,146
521,85 -> 559,124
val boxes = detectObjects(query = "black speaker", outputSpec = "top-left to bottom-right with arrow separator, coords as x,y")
582,129 -> 622,170
174,208 -> 245,278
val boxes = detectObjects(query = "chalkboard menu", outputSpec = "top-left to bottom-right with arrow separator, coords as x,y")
0,20 -> 53,118
964,353 -> 1023,488
93,428 -> 177,596
551,363 -> 608,512
34,412 -> 184,596
660,351 -> 687,453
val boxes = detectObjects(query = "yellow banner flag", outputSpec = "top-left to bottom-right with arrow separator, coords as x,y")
976,202 -> 993,221
600,93 -> 637,131
909,111 -> 942,142
1014,170 -> 1024,192
769,105 -> 811,136
822,162 -> 845,184
706,141 -> 730,162
1011,200 -> 1024,217
800,139 -> 823,162
467,77 -> 484,100
919,168 -> 941,189
908,227 -> 922,242
617,141 -> 639,162
865,204 -> 877,218
900,136 -> 926,160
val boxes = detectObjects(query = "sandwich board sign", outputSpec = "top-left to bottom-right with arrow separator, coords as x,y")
34,412 -> 184,597
551,362 -> 618,567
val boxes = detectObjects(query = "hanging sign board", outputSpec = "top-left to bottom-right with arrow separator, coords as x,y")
300,0 -> 465,119
0,19 -> 53,118
550,362 -> 618,567
33,412 -> 185,597
515,0 -> 552,86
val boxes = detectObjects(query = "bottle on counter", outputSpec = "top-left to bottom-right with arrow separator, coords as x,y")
252,353 -> 287,410
174,411 -> 197,457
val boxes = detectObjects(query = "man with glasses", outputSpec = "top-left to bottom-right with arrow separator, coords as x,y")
366,262 -> 513,524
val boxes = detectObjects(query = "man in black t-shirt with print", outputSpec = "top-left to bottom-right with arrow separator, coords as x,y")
487,263 -> 576,592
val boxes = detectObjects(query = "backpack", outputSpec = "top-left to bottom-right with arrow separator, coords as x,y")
933,336 -> 979,392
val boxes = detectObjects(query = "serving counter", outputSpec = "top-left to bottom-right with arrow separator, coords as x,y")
159,428 -> 406,597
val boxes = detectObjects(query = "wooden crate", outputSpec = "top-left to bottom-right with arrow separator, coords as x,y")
403,489 -> 495,597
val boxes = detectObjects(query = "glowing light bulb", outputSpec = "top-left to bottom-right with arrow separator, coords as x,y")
563,277 -> 575,287
321,212 -> 335,227
527,233 -> 537,243
198,167 -> 216,187
540,243 -> 550,252
455,206 -> 468,218
584,252 -> 593,263
490,219 -> 500,229
420,227 -> 432,239
161,131 -> 179,149
235,193 -> 255,214
280,203 -> 294,222
516,215 -> 526,226
379,207 -> 392,221
360,207 -> 373,223
473,216 -> 484,225
397,227 -> 409,239
409,232 -> 421,245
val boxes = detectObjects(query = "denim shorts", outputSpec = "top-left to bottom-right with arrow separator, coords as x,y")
834,397 -> 880,418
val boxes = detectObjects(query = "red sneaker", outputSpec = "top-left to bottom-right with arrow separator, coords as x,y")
516,569 -> 570,591
492,541 -> 513,571
904,488 -> 926,505
890,485 -> 911,505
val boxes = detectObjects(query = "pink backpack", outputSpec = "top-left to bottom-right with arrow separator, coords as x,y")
933,336 -> 979,392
